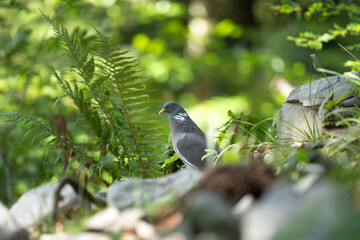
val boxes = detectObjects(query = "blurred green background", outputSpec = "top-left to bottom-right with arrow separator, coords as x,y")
0,0 -> 357,205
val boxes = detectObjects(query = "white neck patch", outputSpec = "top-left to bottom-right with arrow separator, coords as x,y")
173,112 -> 188,122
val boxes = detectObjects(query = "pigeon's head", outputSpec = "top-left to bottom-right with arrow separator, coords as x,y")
159,102 -> 185,116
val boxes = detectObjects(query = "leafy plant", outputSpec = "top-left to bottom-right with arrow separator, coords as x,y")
273,1 -> 360,49
0,14 -> 165,183
217,110 -> 275,154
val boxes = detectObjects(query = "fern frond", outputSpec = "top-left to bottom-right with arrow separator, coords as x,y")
41,16 -> 165,178
0,112 -> 62,141
91,29 -> 163,178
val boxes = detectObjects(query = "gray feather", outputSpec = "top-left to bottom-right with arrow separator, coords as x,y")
160,101 -> 220,170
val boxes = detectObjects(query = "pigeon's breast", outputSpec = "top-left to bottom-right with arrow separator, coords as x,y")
172,131 -> 185,145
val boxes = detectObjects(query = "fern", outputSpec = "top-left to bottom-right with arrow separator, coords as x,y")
0,112 -> 61,145
0,112 -> 121,178
41,14 -> 164,178
0,13 -> 164,180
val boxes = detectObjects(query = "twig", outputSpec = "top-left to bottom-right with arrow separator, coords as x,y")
52,175 -> 107,223
338,43 -> 360,63
213,144 -> 240,166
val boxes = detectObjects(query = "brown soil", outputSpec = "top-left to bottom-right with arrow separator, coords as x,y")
198,162 -> 277,205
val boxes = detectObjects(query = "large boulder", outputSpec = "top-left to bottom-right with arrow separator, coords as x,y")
0,201 -> 29,240
103,169 -> 202,210
10,182 -> 77,229
277,72 -> 360,143
172,190 -> 239,240
239,176 -> 360,240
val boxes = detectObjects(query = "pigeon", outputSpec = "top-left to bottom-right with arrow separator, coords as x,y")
159,102 -> 220,170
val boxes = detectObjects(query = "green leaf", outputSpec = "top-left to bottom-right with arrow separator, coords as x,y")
99,155 -> 115,165
76,159 -> 87,176
88,164 -> 97,179
84,55 -> 95,81
318,33 -> 334,42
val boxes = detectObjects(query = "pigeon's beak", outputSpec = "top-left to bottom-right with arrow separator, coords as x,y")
159,108 -> 166,114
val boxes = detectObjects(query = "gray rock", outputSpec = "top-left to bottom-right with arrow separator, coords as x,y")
0,201 -> 29,240
0,202 -> 18,232
174,190 -> 239,240
240,176 -> 357,240
277,72 -> 360,143
40,232 -> 110,240
85,206 -> 156,239
104,169 -> 202,210
10,182 -> 77,229
0,231 -> 29,240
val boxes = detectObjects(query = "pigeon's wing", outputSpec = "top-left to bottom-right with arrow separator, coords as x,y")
175,132 -> 208,169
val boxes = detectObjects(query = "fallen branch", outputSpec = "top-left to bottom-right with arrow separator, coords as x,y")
52,175 -> 107,223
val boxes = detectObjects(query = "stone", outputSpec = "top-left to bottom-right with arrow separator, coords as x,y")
239,176 -> 358,240
103,169 -> 202,210
0,201 -> 29,240
87,207 -> 143,228
10,182 -> 77,229
0,231 -> 29,240
85,207 -> 156,239
85,206 -> 123,232
277,72 -> 360,143
0,202 -> 18,232
40,232 -> 110,240
135,220 -> 157,240
172,190 -> 239,240
161,232 -> 187,240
